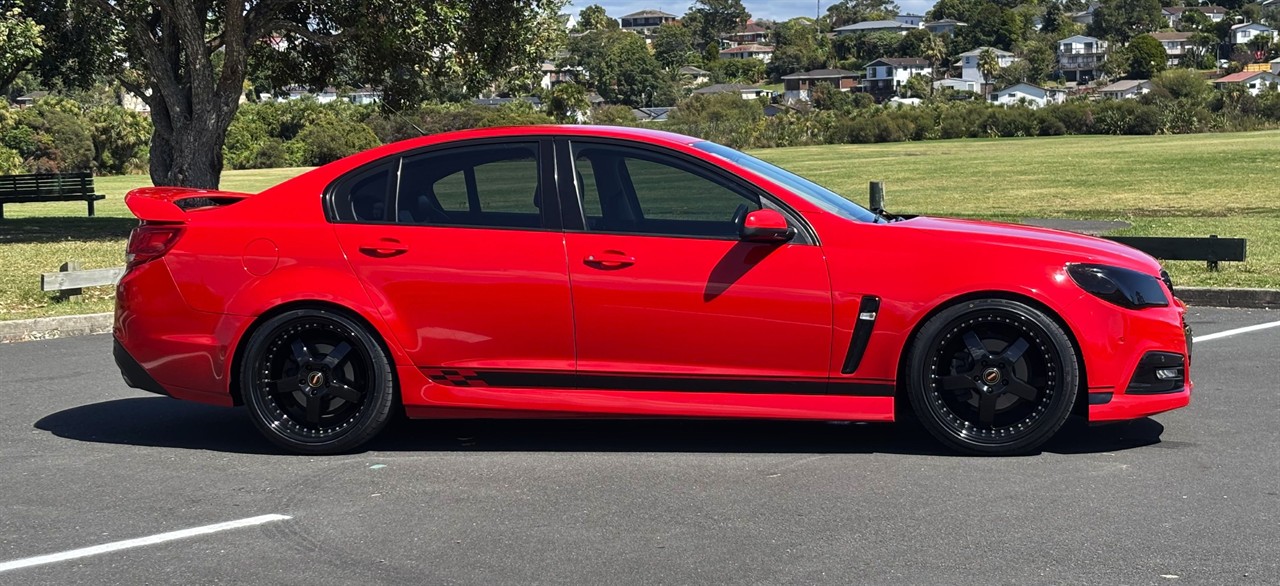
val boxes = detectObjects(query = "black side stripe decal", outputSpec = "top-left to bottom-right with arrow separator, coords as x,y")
426,369 -> 894,397
841,295 -> 880,375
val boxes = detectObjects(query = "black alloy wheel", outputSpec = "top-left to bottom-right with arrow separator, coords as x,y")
907,299 -> 1079,456
241,309 -> 395,454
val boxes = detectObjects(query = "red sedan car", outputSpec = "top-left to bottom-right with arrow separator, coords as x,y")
114,125 -> 1191,455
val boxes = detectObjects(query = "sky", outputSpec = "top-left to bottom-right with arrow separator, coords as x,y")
566,0 -> 941,23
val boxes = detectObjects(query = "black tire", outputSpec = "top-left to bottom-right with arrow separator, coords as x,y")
906,299 -> 1079,456
240,309 -> 396,454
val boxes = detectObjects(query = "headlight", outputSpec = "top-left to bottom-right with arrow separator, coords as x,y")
1067,263 -> 1169,309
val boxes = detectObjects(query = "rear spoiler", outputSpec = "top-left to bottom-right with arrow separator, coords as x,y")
125,187 -> 254,223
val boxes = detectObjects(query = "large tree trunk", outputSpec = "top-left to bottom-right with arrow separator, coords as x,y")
147,93 -> 238,189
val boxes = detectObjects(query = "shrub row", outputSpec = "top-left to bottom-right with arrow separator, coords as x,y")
6,86 -> 1280,176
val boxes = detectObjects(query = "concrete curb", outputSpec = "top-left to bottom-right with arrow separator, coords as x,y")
1178,287 -> 1280,310
0,312 -> 113,344
0,288 -> 1275,344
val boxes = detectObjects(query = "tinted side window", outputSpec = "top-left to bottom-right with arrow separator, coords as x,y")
571,142 -> 759,238
333,165 -> 393,222
397,143 -> 543,229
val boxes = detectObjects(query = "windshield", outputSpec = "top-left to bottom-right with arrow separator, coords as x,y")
693,141 -> 882,224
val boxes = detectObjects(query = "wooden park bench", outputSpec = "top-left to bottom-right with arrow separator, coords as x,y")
0,172 -> 106,219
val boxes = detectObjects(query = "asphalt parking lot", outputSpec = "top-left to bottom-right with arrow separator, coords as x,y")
1,307 -> 1278,585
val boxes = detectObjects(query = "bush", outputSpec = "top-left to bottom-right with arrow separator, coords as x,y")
591,104 -> 640,126
89,105 -> 151,175
0,145 -> 22,174
292,117 -> 381,166
17,100 -> 95,173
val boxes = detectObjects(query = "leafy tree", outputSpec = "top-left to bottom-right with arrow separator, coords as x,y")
900,74 -> 933,97
811,82 -> 856,110
1017,38 -> 1057,83
708,58 -> 767,83
767,18 -> 828,80
544,82 -> 590,123
826,0 -> 900,28
920,34 -> 949,83
89,103 -> 151,175
16,1 -> 565,189
654,23 -> 698,70
1041,1 -> 1066,34
1127,34 -> 1168,79
0,3 -> 41,93
1148,67 -> 1210,102
1087,0 -> 1163,43
898,29 -> 935,58
566,28 -> 667,107
577,4 -> 618,31
686,0 -> 751,49
591,104 -> 639,126
1176,9 -> 1211,33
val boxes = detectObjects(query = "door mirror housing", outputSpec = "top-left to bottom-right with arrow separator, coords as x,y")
739,209 -> 794,243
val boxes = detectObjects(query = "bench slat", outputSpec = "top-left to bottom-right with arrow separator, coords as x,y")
41,267 -> 124,291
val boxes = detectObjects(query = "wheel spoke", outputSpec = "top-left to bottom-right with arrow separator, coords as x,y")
1005,378 -> 1040,402
977,393 -> 998,426
999,338 -> 1030,363
305,393 -> 323,425
938,374 -> 974,392
328,381 -> 362,403
290,339 -> 312,366
962,331 -> 988,361
322,342 -> 353,369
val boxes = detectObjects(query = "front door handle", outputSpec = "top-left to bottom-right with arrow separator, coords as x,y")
359,238 -> 409,258
584,251 -> 636,269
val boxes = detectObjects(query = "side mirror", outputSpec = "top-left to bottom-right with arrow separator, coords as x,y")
739,209 -> 794,243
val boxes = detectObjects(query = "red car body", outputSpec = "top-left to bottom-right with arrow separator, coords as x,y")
114,125 -> 1191,454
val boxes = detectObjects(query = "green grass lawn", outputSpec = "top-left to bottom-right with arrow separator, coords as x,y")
2,131 -> 1277,321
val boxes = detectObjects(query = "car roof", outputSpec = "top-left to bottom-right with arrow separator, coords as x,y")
393,125 -> 703,151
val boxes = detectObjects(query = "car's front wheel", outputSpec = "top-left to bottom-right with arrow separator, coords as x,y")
907,299 -> 1079,456
240,309 -> 396,454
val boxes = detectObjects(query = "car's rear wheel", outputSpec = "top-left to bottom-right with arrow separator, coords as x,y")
907,299 -> 1079,456
240,309 -> 395,454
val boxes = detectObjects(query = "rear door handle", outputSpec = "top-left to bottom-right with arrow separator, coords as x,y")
584,251 -> 635,269
359,239 -> 409,258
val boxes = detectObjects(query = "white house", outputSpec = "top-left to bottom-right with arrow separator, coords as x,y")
719,43 -> 774,63
894,13 -> 924,26
834,20 -> 919,35
1162,5 -> 1226,27
348,87 -> 382,105
989,83 -> 1067,108
863,57 -> 931,97
678,66 -> 711,86
1097,79 -> 1152,100
1150,32 -> 1193,67
934,78 -> 981,93
1057,35 -> 1108,83
1272,57 -> 1280,75
956,47 -> 1018,83
691,83 -> 775,100
1213,71 -> 1280,95
1232,23 -> 1276,45
1069,3 -> 1100,25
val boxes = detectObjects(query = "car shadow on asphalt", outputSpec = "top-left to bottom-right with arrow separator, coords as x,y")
34,396 -> 1167,457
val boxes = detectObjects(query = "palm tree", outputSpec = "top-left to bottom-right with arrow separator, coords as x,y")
921,35 -> 948,96
978,47 -> 1001,91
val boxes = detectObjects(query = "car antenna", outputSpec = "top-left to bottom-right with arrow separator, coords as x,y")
378,98 -> 428,137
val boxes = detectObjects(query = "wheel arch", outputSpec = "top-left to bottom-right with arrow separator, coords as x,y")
893,290 -> 1090,418
228,300 -> 400,407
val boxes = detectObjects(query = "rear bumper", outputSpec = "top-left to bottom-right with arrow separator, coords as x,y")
113,338 -> 169,397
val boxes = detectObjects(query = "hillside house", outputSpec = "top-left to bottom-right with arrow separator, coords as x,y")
781,69 -> 859,102
989,83 -> 1067,108
1057,35 -> 1108,83
863,58 -> 931,99
1214,71 -> 1280,95
1097,79 -> 1152,100
620,9 -> 677,34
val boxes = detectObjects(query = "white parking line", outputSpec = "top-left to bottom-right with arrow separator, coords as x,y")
0,514 -> 291,574
1194,319 -> 1280,343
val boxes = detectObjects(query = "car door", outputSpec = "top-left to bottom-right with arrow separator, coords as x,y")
558,139 -> 834,390
330,139 -> 576,376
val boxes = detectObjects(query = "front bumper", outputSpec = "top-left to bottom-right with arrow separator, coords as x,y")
1087,299 -> 1192,421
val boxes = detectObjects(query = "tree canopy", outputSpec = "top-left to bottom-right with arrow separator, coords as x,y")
12,0 -> 566,188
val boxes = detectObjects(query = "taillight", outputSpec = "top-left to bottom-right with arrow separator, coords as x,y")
126,224 -> 185,269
